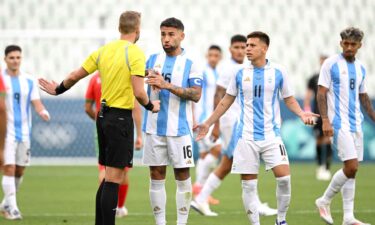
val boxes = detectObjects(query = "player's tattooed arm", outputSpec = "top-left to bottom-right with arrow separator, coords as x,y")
316,85 -> 329,119
214,85 -> 226,109
167,85 -> 202,102
360,93 -> 375,121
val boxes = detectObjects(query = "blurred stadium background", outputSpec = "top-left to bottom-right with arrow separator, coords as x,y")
2,0 -> 375,163
1,1 -> 375,225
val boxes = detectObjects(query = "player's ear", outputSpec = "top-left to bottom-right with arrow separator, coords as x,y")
358,42 -> 362,49
340,40 -> 344,48
181,31 -> 185,41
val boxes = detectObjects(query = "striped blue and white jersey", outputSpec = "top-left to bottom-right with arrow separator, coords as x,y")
194,65 -> 219,123
216,59 -> 246,127
1,69 -> 40,142
226,60 -> 294,141
318,54 -> 366,132
143,51 -> 203,136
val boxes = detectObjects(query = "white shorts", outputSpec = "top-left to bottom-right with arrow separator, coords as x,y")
220,121 -> 238,158
142,133 -> 195,168
4,140 -> 31,166
231,137 -> 289,174
197,126 -> 222,153
332,129 -> 363,162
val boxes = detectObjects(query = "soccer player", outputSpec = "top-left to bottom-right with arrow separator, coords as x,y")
193,45 -> 222,205
303,54 -> 333,181
0,69 -> 6,169
143,17 -> 202,225
191,35 -> 277,217
195,31 -> 318,225
39,11 -> 160,225
84,72 -> 143,217
315,27 -> 372,225
0,45 -> 50,220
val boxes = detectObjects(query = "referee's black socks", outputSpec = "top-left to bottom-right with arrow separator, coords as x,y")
95,180 -> 105,225
101,182 -> 119,225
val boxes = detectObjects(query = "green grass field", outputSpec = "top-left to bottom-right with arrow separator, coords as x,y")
0,163 -> 374,225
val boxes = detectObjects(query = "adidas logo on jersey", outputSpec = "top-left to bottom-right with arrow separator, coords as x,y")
244,76 -> 251,82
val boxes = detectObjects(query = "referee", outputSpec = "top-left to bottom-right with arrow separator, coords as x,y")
39,11 -> 160,225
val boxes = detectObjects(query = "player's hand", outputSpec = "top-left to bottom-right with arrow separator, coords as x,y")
299,111 -> 320,126
38,78 -> 58,95
39,109 -> 51,122
146,73 -> 168,89
322,118 -> 334,137
193,122 -> 210,141
151,100 -> 160,113
210,123 -> 220,142
135,136 -> 143,150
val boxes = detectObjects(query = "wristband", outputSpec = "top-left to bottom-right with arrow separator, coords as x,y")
39,109 -> 51,121
144,100 -> 154,111
55,81 -> 69,95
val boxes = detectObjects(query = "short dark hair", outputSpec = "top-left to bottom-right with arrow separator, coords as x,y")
247,31 -> 270,46
230,34 -> 247,45
340,27 -> 364,42
5,45 -> 22,56
208,45 -> 222,52
160,17 -> 184,31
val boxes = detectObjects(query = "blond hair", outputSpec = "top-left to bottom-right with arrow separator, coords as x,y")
118,11 -> 141,34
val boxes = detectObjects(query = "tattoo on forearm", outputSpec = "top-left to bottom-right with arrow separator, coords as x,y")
360,93 -> 375,120
317,92 -> 328,119
170,85 -> 200,102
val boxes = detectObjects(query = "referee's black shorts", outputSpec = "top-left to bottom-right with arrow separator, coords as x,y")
96,107 -> 134,169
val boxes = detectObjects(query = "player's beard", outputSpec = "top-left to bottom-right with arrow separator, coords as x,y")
163,45 -> 178,54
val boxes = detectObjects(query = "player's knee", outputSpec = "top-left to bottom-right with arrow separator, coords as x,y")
3,165 -> 16,176
276,175 -> 291,190
150,166 -> 166,180
343,166 -> 358,178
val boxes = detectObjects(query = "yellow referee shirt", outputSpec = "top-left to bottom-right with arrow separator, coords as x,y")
82,40 -> 145,109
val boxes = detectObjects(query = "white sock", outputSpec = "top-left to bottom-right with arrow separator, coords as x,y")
2,176 -> 18,210
322,169 -> 348,203
176,177 -> 192,225
195,158 -> 204,186
276,175 -> 291,222
150,179 -> 166,225
195,154 -> 217,186
15,177 -> 23,192
242,180 -> 260,225
196,173 -> 221,204
341,178 -> 355,221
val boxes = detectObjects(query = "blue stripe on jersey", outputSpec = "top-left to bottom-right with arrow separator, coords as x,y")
177,59 -> 193,136
11,76 -> 22,141
146,54 -> 158,70
198,72 -> 208,123
272,69 -> 282,137
253,68 -> 265,141
157,56 -> 177,135
331,63 -> 341,129
347,62 -> 357,132
236,70 -> 245,138
26,79 -> 33,136
142,54 -> 159,132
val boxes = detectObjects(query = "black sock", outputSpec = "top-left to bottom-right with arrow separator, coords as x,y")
95,180 -> 105,225
101,182 -> 119,225
326,144 -> 332,170
316,145 -> 323,166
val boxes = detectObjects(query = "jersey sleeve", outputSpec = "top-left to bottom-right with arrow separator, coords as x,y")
359,65 -> 367,94
318,60 -> 331,88
279,67 -> 294,98
188,59 -> 203,87
226,70 -> 239,97
128,45 -> 146,77
30,77 -> 40,100
216,64 -> 231,89
82,48 -> 100,74
85,76 -> 95,101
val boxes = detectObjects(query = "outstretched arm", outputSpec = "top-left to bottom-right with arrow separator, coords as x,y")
39,67 -> 90,95
194,94 -> 236,140
359,93 -> 375,121
284,96 -> 318,125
